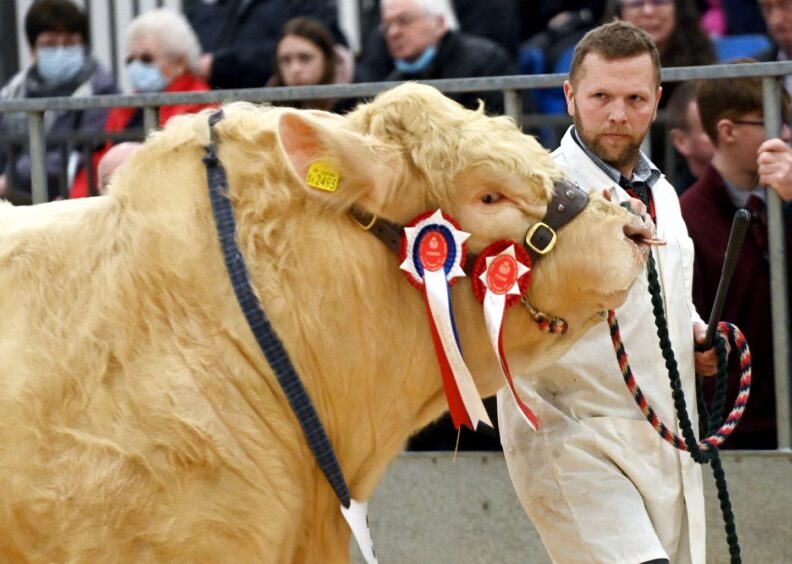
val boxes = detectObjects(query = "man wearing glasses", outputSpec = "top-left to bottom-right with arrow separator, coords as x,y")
380,0 -> 515,114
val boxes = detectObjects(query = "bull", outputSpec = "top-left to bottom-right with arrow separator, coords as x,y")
0,84 -> 650,562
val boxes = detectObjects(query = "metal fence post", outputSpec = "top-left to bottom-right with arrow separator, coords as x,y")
143,106 -> 159,135
26,111 -> 47,204
503,89 -> 522,129
763,76 -> 792,450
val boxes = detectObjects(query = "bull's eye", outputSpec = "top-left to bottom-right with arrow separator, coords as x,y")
481,192 -> 503,204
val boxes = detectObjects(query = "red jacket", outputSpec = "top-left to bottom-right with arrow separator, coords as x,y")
70,73 -> 214,198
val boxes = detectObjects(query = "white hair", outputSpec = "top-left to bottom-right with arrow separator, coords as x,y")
126,8 -> 202,74
381,0 -> 460,31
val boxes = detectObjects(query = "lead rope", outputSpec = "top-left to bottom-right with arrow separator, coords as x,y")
203,110 -> 378,564
607,254 -> 751,564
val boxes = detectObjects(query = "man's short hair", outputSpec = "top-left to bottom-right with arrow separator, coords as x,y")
696,58 -> 791,143
25,0 -> 89,48
569,20 -> 661,88
666,81 -> 700,132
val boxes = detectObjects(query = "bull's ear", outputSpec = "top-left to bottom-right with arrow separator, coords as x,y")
277,111 -> 379,208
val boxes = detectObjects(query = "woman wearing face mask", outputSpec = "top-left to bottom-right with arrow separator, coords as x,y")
267,17 -> 355,112
70,8 -> 213,198
0,0 -> 118,203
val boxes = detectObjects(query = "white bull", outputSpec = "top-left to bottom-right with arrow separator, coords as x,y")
0,83 -> 650,562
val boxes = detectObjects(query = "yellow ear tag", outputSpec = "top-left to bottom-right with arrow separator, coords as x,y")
306,162 -> 340,192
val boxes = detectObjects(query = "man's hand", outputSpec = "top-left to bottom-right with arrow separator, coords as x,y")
0,174 -> 8,197
603,187 -> 647,216
603,188 -> 659,240
693,322 -> 719,376
757,138 -> 792,201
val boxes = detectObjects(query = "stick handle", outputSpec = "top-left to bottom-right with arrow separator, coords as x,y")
695,209 -> 751,351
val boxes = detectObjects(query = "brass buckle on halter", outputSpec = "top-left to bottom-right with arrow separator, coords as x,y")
525,222 -> 557,255
351,209 -> 378,231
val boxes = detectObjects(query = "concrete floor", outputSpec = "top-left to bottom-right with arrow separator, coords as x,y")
351,451 -> 792,563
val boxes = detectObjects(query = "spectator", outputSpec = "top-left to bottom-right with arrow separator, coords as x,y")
185,0 -> 348,90
356,0 -> 520,83
667,80 -> 714,194
380,0 -> 516,114
267,17 -> 354,112
0,0 -> 117,203
70,8 -> 213,198
680,64 -> 792,448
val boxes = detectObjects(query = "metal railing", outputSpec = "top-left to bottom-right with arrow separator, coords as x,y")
1,60 -> 790,448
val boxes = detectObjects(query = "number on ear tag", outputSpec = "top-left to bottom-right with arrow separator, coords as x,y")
306,162 -> 340,192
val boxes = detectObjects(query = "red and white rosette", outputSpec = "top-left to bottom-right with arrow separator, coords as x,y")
400,210 -> 492,430
472,241 -> 540,431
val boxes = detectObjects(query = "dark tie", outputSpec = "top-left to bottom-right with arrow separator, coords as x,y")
619,177 -> 654,219
745,194 -> 768,256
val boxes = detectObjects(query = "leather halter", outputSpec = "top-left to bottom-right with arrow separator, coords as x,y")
350,178 -> 590,271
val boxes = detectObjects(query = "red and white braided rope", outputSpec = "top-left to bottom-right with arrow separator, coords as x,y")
607,310 -> 752,452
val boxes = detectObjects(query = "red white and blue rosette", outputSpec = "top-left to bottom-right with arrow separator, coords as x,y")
472,241 -> 540,431
400,210 -> 492,431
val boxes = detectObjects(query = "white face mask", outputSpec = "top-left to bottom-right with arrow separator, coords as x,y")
127,60 -> 169,93
37,46 -> 85,83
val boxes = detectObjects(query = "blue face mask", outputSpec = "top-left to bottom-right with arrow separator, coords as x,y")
127,60 -> 169,93
394,46 -> 437,75
37,46 -> 85,83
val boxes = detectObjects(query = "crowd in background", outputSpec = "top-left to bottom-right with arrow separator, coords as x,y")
0,0 -> 790,452
0,0 -> 780,201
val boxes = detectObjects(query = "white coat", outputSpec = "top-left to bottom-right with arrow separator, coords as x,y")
499,127 -> 706,564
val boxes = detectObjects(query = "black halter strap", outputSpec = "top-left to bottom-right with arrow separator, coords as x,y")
203,109 -> 351,509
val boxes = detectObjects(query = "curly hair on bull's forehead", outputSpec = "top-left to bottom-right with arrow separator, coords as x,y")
347,84 -> 560,202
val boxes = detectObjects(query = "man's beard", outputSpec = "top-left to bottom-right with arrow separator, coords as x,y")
573,113 -> 646,171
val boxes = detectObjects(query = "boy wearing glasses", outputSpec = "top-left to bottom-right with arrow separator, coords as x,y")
680,66 -> 792,450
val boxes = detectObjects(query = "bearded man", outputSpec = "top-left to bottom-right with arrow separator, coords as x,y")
499,20 -> 718,564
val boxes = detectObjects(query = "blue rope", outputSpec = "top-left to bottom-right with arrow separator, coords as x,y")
202,109 -> 351,508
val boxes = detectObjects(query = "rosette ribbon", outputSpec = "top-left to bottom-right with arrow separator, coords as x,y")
400,210 -> 492,430
472,241 -> 540,431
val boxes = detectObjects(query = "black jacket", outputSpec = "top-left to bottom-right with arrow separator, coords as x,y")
356,0 -> 520,83
385,31 -> 516,114
186,0 -> 346,89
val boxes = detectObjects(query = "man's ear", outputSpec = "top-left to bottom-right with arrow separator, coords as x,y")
563,80 -> 575,117
715,118 -> 735,144
278,111 -> 381,210
670,128 -> 690,156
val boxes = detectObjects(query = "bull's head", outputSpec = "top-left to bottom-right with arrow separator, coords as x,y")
277,83 -> 650,393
